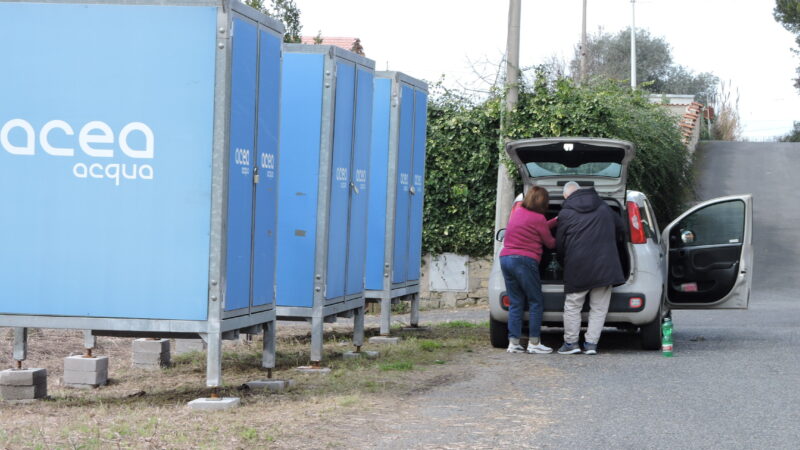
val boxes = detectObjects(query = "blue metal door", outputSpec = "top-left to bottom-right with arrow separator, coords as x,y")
365,77 -> 392,290
276,52 -> 324,308
252,29 -> 281,308
407,90 -> 428,281
345,68 -> 374,296
225,17 -> 258,312
325,61 -> 356,301
391,85 -> 414,284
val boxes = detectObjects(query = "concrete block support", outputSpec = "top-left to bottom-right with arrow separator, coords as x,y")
132,338 -> 170,369
368,336 -> 400,345
295,366 -> 331,374
63,356 -> 108,388
187,397 -> 240,411
245,379 -> 294,391
343,350 -> 379,360
0,368 -> 47,401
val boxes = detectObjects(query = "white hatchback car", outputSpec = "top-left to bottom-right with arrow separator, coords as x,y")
489,137 -> 753,350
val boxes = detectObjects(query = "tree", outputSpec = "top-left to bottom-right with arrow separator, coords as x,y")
779,121 -> 800,141
569,28 -> 718,104
245,0 -> 302,43
653,66 -> 718,106
774,0 -> 800,92
570,28 -> 672,86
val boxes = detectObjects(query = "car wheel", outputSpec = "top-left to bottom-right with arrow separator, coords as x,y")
640,300 -> 663,350
490,315 -> 509,348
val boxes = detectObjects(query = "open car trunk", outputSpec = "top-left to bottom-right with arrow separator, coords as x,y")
538,200 -> 631,285
506,138 -> 635,203
504,138 -> 635,286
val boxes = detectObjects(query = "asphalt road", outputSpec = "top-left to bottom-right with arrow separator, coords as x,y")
527,141 -> 800,449
359,141 -> 800,449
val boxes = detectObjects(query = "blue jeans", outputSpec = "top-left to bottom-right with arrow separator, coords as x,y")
500,255 -> 544,340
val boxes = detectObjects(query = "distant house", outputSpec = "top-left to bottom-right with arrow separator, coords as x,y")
649,94 -> 706,153
300,36 -> 365,56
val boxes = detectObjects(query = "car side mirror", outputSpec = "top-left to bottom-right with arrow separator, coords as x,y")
680,230 -> 695,245
496,228 -> 506,242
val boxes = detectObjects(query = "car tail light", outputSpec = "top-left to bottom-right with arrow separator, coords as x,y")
629,297 -> 643,309
502,295 -> 511,308
627,201 -> 646,244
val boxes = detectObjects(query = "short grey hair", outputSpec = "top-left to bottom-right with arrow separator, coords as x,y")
563,181 -> 580,198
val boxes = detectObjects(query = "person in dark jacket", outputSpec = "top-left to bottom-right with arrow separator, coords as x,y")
555,181 -> 626,355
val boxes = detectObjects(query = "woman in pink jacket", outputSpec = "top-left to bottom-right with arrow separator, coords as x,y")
500,186 -> 557,354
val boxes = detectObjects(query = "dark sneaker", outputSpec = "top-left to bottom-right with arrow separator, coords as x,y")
583,342 -> 598,355
557,342 -> 581,354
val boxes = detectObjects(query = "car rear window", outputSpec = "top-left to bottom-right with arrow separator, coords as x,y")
526,161 -> 622,178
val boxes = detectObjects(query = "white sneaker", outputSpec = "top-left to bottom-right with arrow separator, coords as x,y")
507,342 -> 526,353
527,343 -> 553,354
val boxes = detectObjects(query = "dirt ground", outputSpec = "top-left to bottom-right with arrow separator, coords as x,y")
0,311 -> 555,449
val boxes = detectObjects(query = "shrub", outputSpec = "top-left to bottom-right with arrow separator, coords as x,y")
779,121 -> 800,142
423,71 -> 691,257
423,84 -> 502,256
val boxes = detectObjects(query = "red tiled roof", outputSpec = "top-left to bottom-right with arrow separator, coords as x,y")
679,102 -> 704,146
299,36 -> 364,56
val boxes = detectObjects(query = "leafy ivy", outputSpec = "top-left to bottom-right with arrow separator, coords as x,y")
422,85 -> 502,256
423,72 -> 691,257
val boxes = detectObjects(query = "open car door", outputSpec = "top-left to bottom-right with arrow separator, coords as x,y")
664,195 -> 753,309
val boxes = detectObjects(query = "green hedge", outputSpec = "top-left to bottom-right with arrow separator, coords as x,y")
422,87 -> 502,256
422,74 -> 691,257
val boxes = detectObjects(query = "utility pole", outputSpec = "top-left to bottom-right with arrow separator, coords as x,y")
494,0 -> 520,254
630,0 -> 636,88
580,0 -> 588,84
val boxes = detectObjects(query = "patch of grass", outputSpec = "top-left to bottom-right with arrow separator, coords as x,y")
379,361 -> 413,371
239,426 -> 259,441
391,302 -> 410,314
110,422 -> 132,437
439,320 -> 483,328
419,339 -> 442,352
338,395 -> 360,407
0,320 -> 490,449
171,350 -> 205,366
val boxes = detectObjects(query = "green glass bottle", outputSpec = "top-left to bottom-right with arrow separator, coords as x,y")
661,318 -> 673,357
546,252 -> 562,281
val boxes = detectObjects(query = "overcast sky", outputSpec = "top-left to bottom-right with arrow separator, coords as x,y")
293,0 -> 800,140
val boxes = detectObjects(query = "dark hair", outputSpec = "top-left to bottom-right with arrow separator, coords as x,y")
522,186 -> 549,214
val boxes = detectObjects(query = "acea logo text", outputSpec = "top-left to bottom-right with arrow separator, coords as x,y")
1,118 -> 155,186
